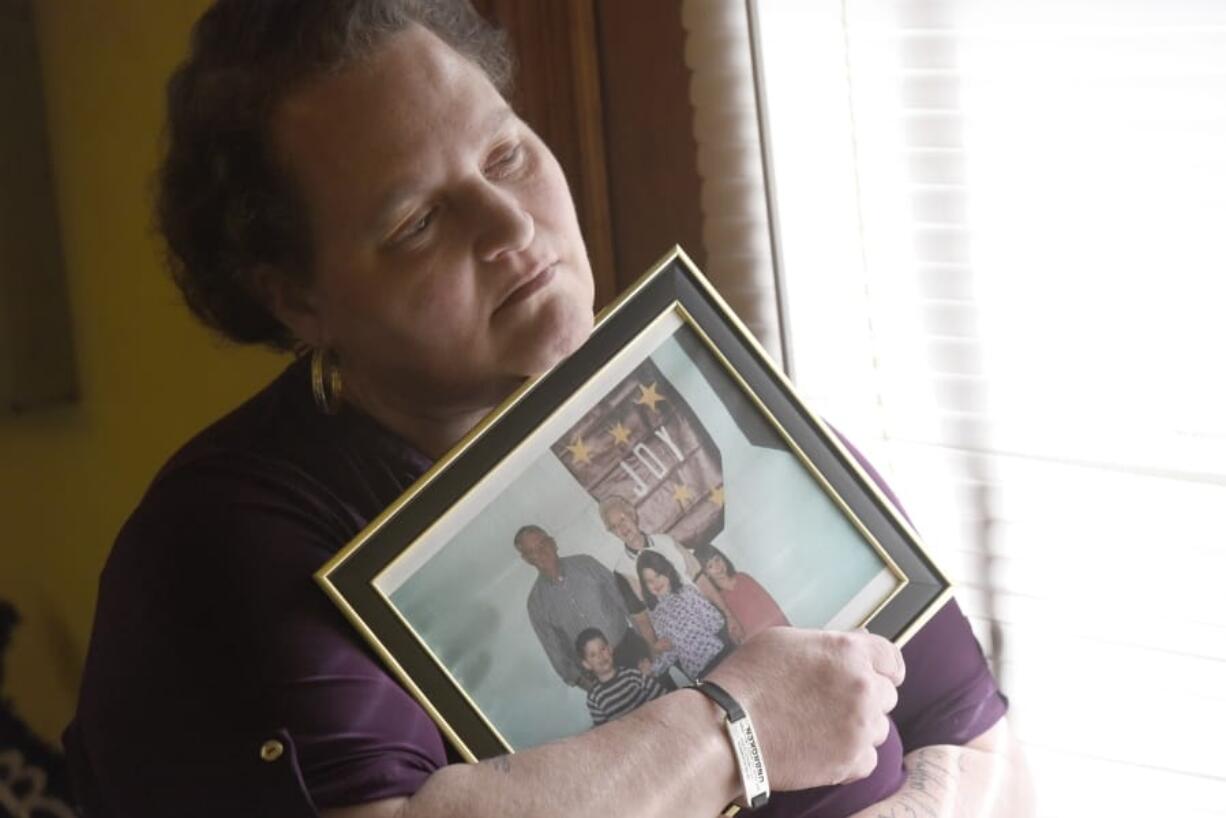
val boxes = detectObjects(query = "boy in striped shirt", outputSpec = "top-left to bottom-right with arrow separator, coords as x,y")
576,627 -> 666,726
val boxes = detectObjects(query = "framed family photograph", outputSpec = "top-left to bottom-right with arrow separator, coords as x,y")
316,246 -> 952,763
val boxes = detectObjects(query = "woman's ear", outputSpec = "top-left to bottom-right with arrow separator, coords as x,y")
248,264 -> 326,348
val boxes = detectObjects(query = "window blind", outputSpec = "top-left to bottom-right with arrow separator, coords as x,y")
680,0 -> 788,365
753,1 -> 1226,815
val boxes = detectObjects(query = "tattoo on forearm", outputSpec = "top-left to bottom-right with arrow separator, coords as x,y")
486,754 -> 512,775
875,802 -> 920,818
874,749 -> 956,818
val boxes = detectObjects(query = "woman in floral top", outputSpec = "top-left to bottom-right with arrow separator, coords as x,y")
636,550 -> 733,679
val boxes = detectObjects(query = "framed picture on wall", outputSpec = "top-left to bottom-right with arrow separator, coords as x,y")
316,246 -> 951,763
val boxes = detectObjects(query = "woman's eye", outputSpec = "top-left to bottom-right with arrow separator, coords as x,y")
485,145 -> 524,177
397,207 -> 436,242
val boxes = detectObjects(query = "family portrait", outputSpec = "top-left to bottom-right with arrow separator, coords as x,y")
373,308 -> 903,749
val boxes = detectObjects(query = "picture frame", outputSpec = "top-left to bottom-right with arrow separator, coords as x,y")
316,246 -> 951,763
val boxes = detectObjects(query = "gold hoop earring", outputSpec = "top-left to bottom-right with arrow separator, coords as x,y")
310,348 -> 344,415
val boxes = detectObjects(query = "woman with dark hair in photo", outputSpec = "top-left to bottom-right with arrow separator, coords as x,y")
694,543 -> 791,640
62,1 -> 1026,816
636,550 -> 732,680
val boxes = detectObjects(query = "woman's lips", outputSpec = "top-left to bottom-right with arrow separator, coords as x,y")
498,262 -> 558,311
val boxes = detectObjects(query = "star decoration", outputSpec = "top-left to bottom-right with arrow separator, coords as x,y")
671,481 -> 695,505
635,382 -> 667,412
565,436 -> 593,465
709,485 -> 726,508
609,422 -> 633,446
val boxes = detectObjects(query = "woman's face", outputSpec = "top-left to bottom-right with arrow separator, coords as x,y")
269,25 -> 594,417
703,555 -> 729,582
642,567 -> 672,599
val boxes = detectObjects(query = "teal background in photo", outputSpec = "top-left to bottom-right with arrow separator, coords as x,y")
388,326 -> 886,749
655,335 -> 886,626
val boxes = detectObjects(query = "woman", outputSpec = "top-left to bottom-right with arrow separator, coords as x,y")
693,543 -> 791,640
636,550 -> 732,680
65,2 -> 1019,817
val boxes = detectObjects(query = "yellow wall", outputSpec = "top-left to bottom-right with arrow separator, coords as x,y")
0,1 -> 284,743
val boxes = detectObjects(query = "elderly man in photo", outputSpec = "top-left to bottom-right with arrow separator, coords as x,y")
513,524 -> 649,690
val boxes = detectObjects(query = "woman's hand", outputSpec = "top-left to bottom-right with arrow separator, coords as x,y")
653,638 -> 673,652
706,628 -> 905,791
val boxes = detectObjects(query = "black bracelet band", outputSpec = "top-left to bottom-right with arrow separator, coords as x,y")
691,681 -> 770,809
694,681 -> 746,721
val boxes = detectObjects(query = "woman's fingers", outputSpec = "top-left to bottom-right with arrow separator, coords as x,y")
861,631 -> 906,687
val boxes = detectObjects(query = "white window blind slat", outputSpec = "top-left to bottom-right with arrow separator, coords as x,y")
957,589 -> 1226,664
983,620 -> 1226,701
1023,746 -> 1224,818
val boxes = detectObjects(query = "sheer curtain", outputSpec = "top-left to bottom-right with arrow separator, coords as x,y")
752,1 -> 1226,815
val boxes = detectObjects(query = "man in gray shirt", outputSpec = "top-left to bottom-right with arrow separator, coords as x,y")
514,524 -> 646,688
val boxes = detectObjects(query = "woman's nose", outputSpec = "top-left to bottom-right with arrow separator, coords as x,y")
474,185 -> 534,261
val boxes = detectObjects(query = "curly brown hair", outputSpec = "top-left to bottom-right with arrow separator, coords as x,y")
157,0 -> 513,348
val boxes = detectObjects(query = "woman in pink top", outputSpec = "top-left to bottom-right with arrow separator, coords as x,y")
695,544 -> 791,639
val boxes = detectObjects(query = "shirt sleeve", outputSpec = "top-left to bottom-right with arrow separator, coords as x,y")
68,459 -> 448,817
586,689 -> 610,727
893,600 -> 1009,751
834,435 -> 1009,749
689,585 -> 725,633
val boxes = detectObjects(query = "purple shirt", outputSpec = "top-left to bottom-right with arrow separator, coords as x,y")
65,358 -> 1006,817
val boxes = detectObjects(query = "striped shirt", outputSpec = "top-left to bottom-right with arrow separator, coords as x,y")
585,667 -> 666,726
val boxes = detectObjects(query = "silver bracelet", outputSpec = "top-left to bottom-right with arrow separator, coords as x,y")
692,681 -> 770,809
